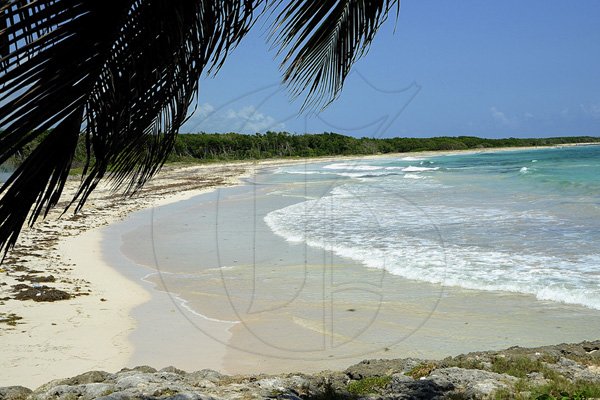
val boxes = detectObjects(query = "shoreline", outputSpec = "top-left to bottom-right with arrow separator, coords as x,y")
1,144 -> 598,388
0,162 -> 258,388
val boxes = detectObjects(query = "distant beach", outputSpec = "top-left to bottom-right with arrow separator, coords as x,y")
1,144 -> 599,388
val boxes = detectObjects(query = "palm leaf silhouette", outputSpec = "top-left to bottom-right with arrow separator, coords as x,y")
0,0 -> 397,255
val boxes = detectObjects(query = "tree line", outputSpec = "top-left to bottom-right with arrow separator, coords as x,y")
5,132 -> 600,169
167,132 -> 600,162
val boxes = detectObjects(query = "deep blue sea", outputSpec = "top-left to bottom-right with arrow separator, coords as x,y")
266,145 -> 600,310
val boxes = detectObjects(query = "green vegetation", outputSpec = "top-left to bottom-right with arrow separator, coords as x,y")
4,132 -> 600,172
407,362 -> 438,379
494,379 -> 600,400
167,132 -> 600,162
444,355 -> 600,400
346,376 -> 392,395
489,356 -> 561,380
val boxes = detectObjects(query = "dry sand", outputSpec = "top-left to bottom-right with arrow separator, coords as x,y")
0,162 -> 259,388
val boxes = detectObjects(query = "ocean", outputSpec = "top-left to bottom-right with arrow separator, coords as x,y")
0,164 -> 12,183
268,145 -> 600,310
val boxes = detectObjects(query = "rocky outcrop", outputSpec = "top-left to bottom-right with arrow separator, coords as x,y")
3,340 -> 600,400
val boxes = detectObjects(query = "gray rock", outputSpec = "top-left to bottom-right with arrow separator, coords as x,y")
391,373 -> 414,383
186,379 -> 216,389
10,339 -> 600,400
256,377 -> 288,391
63,371 -> 111,385
185,370 -> 224,385
119,365 -> 157,374
94,392 -> 132,400
160,366 -> 188,376
34,384 -> 96,400
526,372 -> 548,387
428,367 -> 517,398
114,374 -> 153,390
383,379 -> 450,400
81,383 -> 116,399
345,358 -> 425,380
0,386 -> 32,400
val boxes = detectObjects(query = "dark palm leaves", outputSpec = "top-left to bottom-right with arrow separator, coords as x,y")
0,0 -> 396,256
270,0 -> 399,110
0,0 -> 258,253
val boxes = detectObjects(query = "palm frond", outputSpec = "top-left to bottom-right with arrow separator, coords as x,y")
0,0 -> 397,257
270,0 -> 399,110
0,0 -> 260,254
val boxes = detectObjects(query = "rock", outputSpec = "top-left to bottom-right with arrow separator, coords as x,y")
9,339 -> 600,400
186,370 -> 224,385
0,386 -> 32,400
161,366 -> 188,375
81,383 -> 117,398
256,377 -> 288,391
120,365 -> 157,374
391,373 -> 414,383
345,358 -> 425,379
526,372 -> 548,387
546,356 -> 600,382
428,367 -> 517,398
384,379 -> 451,399
63,370 -> 111,385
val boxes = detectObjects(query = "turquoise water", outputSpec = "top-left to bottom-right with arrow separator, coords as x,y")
0,164 -> 12,183
267,145 -> 600,310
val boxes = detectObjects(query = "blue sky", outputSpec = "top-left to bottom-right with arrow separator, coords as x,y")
181,0 -> 600,138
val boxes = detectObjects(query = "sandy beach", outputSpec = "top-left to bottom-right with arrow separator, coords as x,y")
0,161 -> 259,388
1,144 -> 599,389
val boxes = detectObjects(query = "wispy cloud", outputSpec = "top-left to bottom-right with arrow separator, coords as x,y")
490,106 -> 517,128
182,103 -> 285,133
580,103 -> 600,119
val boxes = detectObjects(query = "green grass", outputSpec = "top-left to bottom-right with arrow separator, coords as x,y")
530,379 -> 600,400
346,376 -> 392,395
489,356 -> 561,380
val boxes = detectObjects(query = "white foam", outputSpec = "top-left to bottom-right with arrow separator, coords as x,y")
400,156 -> 425,161
323,163 -> 382,171
264,184 -> 600,311
520,167 -> 529,174
402,166 -> 440,172
404,173 -> 425,179
281,170 -> 324,175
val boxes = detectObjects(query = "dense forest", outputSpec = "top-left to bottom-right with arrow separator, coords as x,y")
4,132 -> 600,170
167,132 -> 600,162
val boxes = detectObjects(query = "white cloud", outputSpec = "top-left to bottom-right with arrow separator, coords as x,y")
580,103 -> 600,119
182,103 -> 285,133
490,106 -> 517,128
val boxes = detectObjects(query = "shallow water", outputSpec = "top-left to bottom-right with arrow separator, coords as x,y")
115,147 -> 600,370
269,145 -> 600,310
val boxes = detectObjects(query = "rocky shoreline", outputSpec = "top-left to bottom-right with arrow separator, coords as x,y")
2,340 -> 599,400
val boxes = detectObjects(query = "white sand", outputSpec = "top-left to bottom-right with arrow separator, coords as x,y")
0,162 -> 257,388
